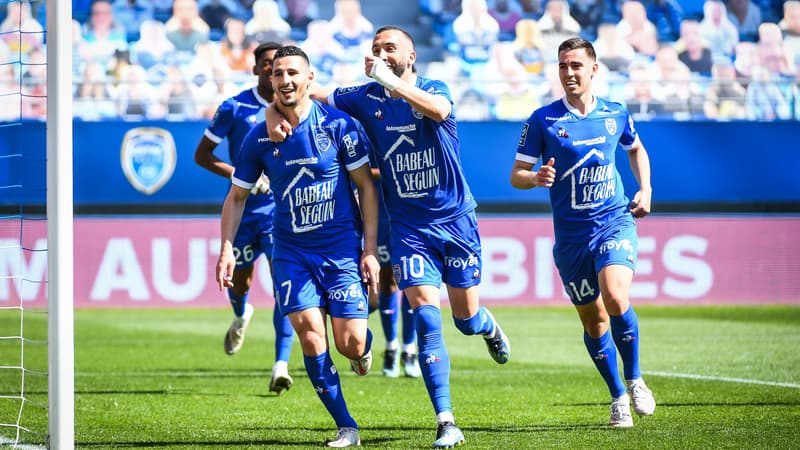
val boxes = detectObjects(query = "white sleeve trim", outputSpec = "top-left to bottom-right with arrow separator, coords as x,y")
621,135 -> 640,152
204,129 -> 223,144
515,153 -> 539,165
346,155 -> 370,172
231,175 -> 254,191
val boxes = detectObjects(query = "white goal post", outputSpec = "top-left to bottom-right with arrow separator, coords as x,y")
46,1 -> 74,449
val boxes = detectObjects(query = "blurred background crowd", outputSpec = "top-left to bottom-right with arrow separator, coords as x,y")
1,0 -> 798,122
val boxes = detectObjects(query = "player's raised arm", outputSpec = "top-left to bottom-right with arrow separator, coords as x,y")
365,27 -> 451,122
365,55 -> 451,122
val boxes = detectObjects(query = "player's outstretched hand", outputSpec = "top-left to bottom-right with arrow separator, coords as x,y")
629,189 -> 652,218
536,158 -> 556,188
360,253 -> 380,297
265,103 -> 291,142
216,251 -> 236,291
250,175 -> 271,195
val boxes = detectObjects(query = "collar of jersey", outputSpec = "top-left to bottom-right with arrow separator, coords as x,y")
560,95 -> 597,118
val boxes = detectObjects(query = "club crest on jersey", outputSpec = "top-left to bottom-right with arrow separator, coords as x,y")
604,118 -> 617,135
315,130 -> 331,152
120,127 -> 176,195
412,108 -> 424,119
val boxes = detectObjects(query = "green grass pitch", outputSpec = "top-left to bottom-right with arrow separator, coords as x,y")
1,305 -> 799,449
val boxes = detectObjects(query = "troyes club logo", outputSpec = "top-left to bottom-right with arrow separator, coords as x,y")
120,127 -> 177,195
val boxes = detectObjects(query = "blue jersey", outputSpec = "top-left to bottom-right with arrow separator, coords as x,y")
206,87 -> 275,220
329,78 -> 477,227
234,101 -> 372,252
516,97 -> 639,243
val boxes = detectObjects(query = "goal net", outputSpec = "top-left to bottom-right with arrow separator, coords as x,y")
0,0 -> 73,448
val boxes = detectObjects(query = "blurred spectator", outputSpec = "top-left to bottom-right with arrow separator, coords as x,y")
727,0 -> 762,43
753,0 -> 783,23
488,0 -> 523,41
624,61 -> 667,120
116,63 -> 158,119
328,0 -> 373,64
81,0 -> 129,71
676,19 -> 714,76
300,19 -> 344,85
699,0 -> 739,62
199,0 -> 234,40
150,0 -> 173,21
733,40 -> 757,78
654,44 -> 703,118
129,19 -> 176,70
74,62 -> 118,120
617,0 -> 659,59
0,0 -> 44,55
452,0 -> 500,75
518,0 -> 543,20
20,45 -> 46,120
159,64 -> 197,120
511,18 -> 545,75
571,0 -> 604,41
756,22 -> 795,80
186,42 -> 237,117
74,0 -> 94,23
703,61 -> 747,119
481,42 -> 540,120
419,0 -> 462,47
72,19 -> 88,77
112,0 -> 154,42
245,0 -> 291,43
594,21 -> 635,73
744,65 -> 792,120
220,18 -> 256,73
539,62 -> 565,105
641,0 -> 683,42
781,1 -> 800,68
470,40 -> 523,97
165,0 -> 210,52
278,0 -> 319,40
537,0 -> 581,52
0,61 -> 21,122
106,48 -> 132,86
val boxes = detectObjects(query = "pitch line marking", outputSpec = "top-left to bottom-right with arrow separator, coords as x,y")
0,435 -> 47,450
645,371 -> 800,389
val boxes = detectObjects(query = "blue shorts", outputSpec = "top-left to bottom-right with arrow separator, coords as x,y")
390,212 -> 482,290
272,244 -> 369,319
553,220 -> 638,306
233,212 -> 274,269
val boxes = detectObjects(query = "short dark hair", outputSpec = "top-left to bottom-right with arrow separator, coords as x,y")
375,25 -> 415,47
273,45 -> 310,65
253,41 -> 282,61
558,37 -> 596,61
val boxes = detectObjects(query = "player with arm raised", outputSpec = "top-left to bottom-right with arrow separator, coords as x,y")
193,41 -> 295,395
216,45 -> 379,448
510,37 -> 655,428
267,26 -> 511,448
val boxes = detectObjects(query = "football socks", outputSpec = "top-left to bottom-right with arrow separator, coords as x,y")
611,306 -> 641,381
415,304 -> 452,415
584,330 -> 626,398
304,351 -> 357,429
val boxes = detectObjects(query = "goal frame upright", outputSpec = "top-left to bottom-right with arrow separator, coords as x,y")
46,0 -> 74,449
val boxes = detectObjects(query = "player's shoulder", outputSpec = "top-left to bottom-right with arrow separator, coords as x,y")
531,98 -> 568,123
332,82 -> 375,99
595,97 -> 628,115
